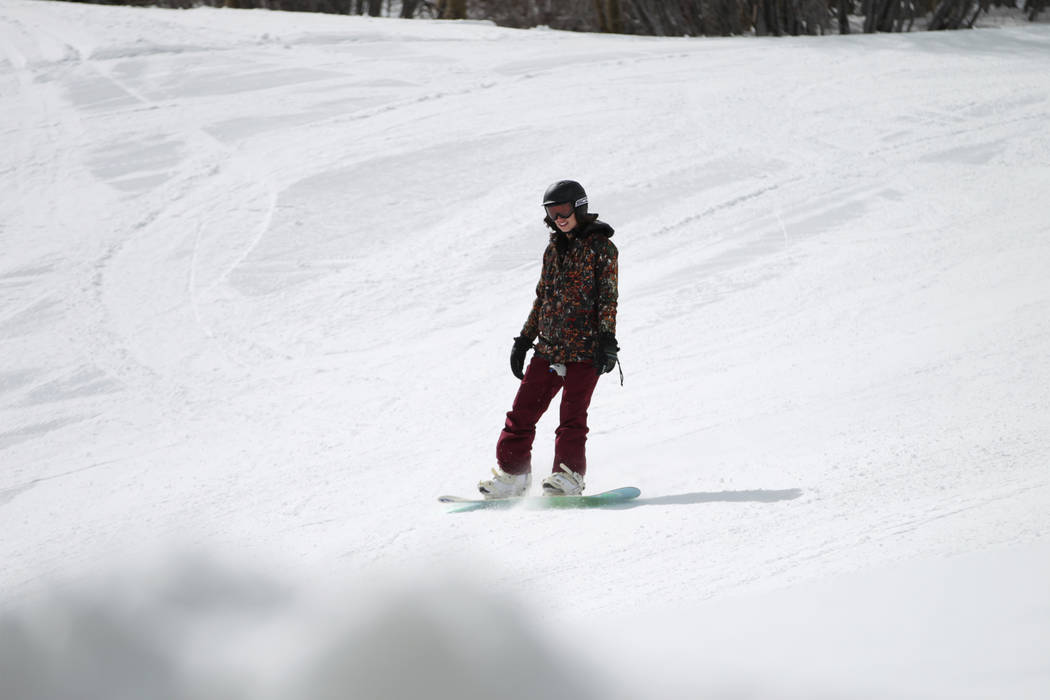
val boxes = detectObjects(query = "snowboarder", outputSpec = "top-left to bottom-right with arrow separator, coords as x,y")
479,180 -> 620,499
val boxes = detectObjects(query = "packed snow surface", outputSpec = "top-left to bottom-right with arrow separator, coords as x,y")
1,1 -> 1049,697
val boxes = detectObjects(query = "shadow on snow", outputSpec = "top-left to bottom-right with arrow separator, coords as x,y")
631,488 -> 803,507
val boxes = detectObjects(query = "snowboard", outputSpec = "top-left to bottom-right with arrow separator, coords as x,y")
438,486 -> 640,513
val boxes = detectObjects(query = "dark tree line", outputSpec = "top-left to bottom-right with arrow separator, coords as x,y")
60,0 -> 1047,34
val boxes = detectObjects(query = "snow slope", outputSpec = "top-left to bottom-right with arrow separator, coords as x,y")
1,1 -> 1049,697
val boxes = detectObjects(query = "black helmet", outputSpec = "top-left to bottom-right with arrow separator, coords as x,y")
542,180 -> 588,218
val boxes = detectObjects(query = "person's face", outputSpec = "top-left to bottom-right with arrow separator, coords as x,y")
546,202 -> 577,233
555,211 -> 577,232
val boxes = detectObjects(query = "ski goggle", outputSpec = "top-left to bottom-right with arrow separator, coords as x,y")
545,202 -> 575,220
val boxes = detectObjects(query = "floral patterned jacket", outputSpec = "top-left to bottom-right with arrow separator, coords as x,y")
520,216 -> 618,365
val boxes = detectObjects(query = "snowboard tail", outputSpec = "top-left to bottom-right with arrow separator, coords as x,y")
438,486 -> 640,513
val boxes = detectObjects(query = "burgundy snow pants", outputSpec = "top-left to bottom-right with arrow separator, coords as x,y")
496,355 -> 601,476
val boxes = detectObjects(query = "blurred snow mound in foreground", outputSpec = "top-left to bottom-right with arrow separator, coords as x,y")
0,554 -> 598,700
2,543 -> 1048,700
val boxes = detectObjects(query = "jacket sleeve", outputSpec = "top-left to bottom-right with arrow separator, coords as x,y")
520,247 -> 551,340
596,239 -> 618,337
520,280 -> 542,341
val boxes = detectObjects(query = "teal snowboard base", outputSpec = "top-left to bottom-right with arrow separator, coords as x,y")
438,486 -> 640,513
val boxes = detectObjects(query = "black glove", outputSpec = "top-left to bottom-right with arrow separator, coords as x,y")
596,333 -> 619,376
510,336 -> 533,380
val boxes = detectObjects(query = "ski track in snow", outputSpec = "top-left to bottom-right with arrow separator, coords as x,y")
1,2 -> 1050,697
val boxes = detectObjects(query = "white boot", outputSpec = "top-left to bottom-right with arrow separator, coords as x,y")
541,463 -> 585,496
478,467 -> 531,500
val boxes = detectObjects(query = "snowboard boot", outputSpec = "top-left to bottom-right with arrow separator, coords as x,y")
478,467 -> 531,500
541,463 -> 585,496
